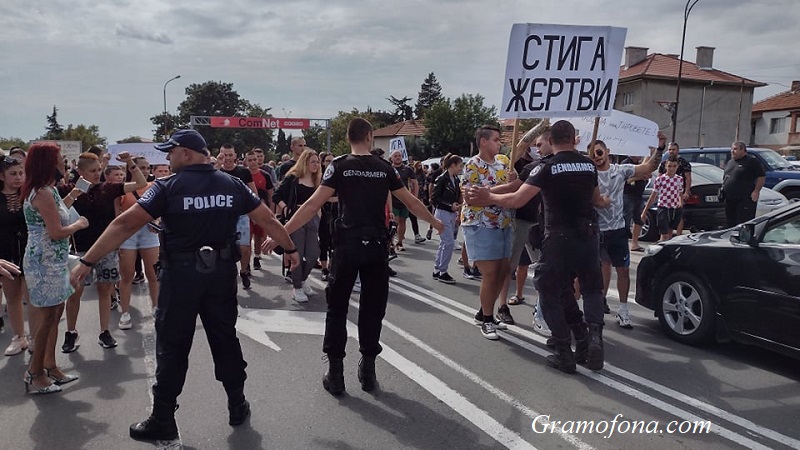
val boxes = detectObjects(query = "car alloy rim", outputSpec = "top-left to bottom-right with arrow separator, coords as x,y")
661,281 -> 703,335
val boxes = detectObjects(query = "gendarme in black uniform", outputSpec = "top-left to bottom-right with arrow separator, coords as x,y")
137,162 -> 260,416
526,149 -> 605,370
320,154 -> 403,360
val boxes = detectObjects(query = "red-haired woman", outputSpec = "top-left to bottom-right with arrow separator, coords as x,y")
22,143 -> 89,394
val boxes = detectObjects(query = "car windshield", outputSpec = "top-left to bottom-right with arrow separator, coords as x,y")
758,149 -> 795,170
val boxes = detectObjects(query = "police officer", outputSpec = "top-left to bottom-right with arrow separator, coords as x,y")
70,129 -> 300,441
265,118 -> 443,395
466,120 -> 611,373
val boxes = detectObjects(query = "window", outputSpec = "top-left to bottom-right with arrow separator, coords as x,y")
622,92 -> 634,106
762,217 -> 800,245
770,117 -> 786,134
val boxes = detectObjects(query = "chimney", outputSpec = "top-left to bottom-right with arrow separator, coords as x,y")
625,47 -> 648,69
792,81 -> 800,92
696,46 -> 715,69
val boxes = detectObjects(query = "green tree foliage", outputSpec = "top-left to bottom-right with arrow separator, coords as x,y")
415,72 -> 443,119
302,123 -> 329,154
423,94 -> 498,157
117,136 -> 145,144
0,137 -> 27,152
43,105 -> 65,140
276,129 -> 288,156
61,124 -> 107,150
387,96 -> 413,122
150,81 -> 274,155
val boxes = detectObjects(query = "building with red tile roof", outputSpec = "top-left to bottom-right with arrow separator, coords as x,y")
751,81 -> 800,152
615,46 -> 766,148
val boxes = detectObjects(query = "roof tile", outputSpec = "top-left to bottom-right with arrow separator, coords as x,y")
373,120 -> 426,137
753,88 -> 800,113
619,53 -> 765,87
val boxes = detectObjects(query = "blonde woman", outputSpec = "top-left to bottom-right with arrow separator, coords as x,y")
273,149 -> 321,303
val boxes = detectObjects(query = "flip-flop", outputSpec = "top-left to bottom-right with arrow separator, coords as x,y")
630,247 -> 645,252
508,295 -> 525,305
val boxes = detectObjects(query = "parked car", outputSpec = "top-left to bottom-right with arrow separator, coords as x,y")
638,163 -> 789,241
678,147 -> 800,200
635,201 -> 800,359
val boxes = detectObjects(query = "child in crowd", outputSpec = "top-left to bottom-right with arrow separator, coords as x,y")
642,156 -> 684,242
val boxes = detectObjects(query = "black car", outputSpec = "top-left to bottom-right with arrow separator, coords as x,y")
635,202 -> 800,359
639,163 -> 726,241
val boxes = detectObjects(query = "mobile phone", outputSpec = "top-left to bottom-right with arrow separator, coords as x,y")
75,178 -> 92,193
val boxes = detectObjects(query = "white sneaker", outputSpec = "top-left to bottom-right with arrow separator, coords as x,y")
302,282 -> 314,296
480,321 -> 499,340
533,305 -> 551,336
293,289 -> 309,303
119,312 -> 132,330
616,306 -> 633,329
4,334 -> 29,356
353,281 -> 361,293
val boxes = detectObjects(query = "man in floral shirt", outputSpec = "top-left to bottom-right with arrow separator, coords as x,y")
461,125 -> 514,340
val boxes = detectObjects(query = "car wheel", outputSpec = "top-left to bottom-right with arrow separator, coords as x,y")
639,210 -> 659,242
657,272 -> 716,345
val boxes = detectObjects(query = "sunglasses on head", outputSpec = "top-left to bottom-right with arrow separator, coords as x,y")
2,156 -> 21,166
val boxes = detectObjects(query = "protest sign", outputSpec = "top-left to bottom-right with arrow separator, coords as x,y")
388,137 -> 408,161
569,110 -> 659,156
31,140 -> 82,161
107,143 -> 169,166
501,23 -> 627,119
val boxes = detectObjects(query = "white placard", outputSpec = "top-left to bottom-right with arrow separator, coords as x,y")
388,137 -> 408,162
107,143 -> 169,166
501,23 -> 627,118
568,110 -> 659,156
30,140 -> 82,161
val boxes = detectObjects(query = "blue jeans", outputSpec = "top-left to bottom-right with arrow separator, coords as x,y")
434,209 -> 457,273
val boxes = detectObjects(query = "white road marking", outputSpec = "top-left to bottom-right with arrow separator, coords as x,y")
236,306 -> 537,450
388,279 -> 779,450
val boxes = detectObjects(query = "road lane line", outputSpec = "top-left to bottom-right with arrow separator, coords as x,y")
236,305 -> 539,450
387,281 -> 774,450
392,277 -> 800,449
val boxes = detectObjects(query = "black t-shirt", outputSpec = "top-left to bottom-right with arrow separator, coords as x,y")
391,164 -> 415,209
514,157 -> 540,222
59,182 -> 125,252
723,153 -> 765,201
220,165 -> 253,185
137,164 -> 261,253
525,150 -> 598,231
276,159 -> 297,181
621,157 -> 648,196
321,154 -> 404,230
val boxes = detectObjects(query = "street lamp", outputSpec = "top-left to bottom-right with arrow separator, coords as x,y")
672,0 -> 699,143
163,75 -> 181,137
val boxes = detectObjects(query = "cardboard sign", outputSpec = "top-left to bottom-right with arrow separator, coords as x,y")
31,140 -> 82,161
501,23 -> 627,118
107,143 -> 169,166
568,110 -> 659,156
389,137 -> 408,161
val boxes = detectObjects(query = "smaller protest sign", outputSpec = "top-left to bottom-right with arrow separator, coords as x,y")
568,110 -> 659,156
107,143 -> 169,166
389,137 -> 408,161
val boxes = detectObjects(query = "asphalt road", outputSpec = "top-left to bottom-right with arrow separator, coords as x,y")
1,232 -> 799,450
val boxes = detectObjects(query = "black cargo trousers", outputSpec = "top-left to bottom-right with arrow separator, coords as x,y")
533,229 -> 605,340
152,257 -> 247,405
323,227 -> 390,359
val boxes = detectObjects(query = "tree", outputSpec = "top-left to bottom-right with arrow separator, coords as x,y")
117,136 -> 146,144
415,72 -> 443,119
302,123 -> 328,154
43,105 -> 65,140
276,129 -> 288,156
423,94 -> 498,156
61,124 -> 107,150
150,81 -> 274,154
387,96 -> 413,122
0,137 -> 26,151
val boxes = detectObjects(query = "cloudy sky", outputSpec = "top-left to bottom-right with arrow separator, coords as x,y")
1,0 -> 797,144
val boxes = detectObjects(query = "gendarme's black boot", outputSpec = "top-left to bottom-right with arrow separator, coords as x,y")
322,356 -> 345,396
571,322 -> 590,364
586,323 -> 605,371
358,356 -> 377,392
129,399 -> 179,441
545,338 -> 577,374
227,388 -> 251,426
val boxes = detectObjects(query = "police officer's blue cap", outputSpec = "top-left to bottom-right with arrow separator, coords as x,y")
154,129 -> 209,155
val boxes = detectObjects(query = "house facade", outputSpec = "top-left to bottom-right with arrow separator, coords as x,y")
615,46 -> 765,148
372,119 -> 426,158
751,81 -> 800,154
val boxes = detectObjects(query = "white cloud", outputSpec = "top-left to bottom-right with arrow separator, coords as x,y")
0,0 -> 798,143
